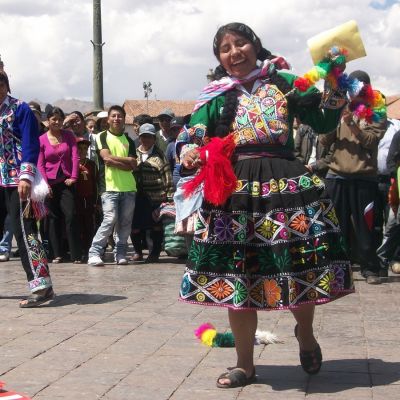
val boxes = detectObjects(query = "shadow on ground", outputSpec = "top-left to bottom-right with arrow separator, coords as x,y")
42,293 -> 127,307
255,358 -> 400,393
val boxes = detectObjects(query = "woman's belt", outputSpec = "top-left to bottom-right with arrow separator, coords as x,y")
234,144 -> 295,160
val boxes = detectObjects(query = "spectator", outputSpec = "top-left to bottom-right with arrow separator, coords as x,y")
75,137 -> 98,262
377,129 -> 400,274
28,101 -> 47,133
0,69 -> 54,307
131,123 -> 174,263
88,105 -> 137,266
63,110 -> 88,139
375,118 -> 400,247
321,70 -> 388,284
156,108 -> 175,154
165,116 -> 185,189
95,110 -> 109,132
294,122 -> 334,178
37,107 -> 81,263
85,118 -> 97,135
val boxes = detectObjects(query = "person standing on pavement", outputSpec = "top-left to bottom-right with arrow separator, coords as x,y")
178,22 -> 353,388
87,105 -> 137,266
0,69 -> 54,307
37,107 -> 81,264
321,70 -> 388,284
131,123 -> 174,263
374,118 -> 400,249
377,128 -> 400,274
75,137 -> 98,263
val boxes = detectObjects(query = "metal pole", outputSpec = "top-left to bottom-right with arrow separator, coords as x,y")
91,0 -> 105,111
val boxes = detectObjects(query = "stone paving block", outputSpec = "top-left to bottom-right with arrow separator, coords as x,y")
104,384 -> 176,400
170,388 -> 240,400
1,257 -> 400,399
306,386 -> 372,399
372,384 -> 400,400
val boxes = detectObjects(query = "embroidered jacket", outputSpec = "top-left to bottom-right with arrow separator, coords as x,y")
176,72 -> 344,160
0,95 -> 40,186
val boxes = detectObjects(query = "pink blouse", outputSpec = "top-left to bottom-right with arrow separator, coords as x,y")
37,130 -> 79,183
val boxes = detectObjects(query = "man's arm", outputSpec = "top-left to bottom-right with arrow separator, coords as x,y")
99,149 -> 137,171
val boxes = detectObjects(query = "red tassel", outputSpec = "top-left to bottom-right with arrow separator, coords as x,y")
183,134 -> 237,206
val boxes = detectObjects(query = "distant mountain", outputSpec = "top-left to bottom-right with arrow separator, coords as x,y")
30,98 -> 113,115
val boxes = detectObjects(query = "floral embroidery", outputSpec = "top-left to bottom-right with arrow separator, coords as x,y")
257,220 -> 277,239
319,271 -> 335,292
264,279 -> 282,307
290,214 -> 309,233
207,280 -> 234,300
213,215 -> 234,241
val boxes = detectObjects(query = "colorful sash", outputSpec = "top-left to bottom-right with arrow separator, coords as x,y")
193,57 -> 290,112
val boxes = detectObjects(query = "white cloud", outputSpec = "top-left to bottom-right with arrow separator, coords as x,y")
1,0 -> 399,106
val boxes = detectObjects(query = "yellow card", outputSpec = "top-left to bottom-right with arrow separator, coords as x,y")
307,20 -> 367,64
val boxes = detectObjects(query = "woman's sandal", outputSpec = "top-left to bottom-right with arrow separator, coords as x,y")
19,288 -> 55,308
294,324 -> 322,375
52,257 -> 62,264
216,368 -> 256,389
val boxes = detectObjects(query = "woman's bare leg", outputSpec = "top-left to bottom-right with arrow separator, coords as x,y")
218,309 -> 257,385
291,303 -> 318,350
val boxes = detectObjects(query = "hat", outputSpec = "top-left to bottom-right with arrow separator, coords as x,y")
76,137 -> 91,145
170,116 -> 185,128
28,101 -> 42,117
96,110 -> 108,119
157,108 -> 175,119
349,70 -> 371,85
138,123 -> 156,136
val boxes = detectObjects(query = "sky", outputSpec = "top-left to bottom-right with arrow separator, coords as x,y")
1,0 -> 399,106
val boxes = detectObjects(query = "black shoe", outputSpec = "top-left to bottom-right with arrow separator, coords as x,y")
378,268 -> 388,278
145,254 -> 159,264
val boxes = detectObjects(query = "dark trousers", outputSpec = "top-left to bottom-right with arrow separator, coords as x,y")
47,182 -> 81,261
326,178 -> 379,273
4,187 -> 52,292
0,186 -> 7,234
76,196 -> 96,258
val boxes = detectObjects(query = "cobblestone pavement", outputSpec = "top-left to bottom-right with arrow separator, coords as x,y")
1,251 -> 400,400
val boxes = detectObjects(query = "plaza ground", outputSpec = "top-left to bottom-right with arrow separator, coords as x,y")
1,251 -> 400,399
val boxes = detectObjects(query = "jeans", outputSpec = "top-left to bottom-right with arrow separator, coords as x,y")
89,191 -> 136,260
377,208 -> 400,268
0,214 -> 13,253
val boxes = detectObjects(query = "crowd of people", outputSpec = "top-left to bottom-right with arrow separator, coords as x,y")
1,20 -> 400,388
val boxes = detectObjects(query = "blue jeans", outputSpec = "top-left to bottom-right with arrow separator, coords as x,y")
89,191 -> 136,260
0,214 -> 13,253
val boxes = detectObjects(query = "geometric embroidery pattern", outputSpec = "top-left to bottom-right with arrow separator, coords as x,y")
233,82 -> 289,146
0,97 -> 23,186
194,199 -> 340,246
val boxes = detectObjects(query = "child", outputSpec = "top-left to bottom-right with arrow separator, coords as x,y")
76,137 -> 98,262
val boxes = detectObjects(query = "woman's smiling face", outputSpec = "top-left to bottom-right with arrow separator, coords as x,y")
218,31 -> 258,79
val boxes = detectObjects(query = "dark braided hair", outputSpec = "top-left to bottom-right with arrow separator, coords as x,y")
212,22 -> 320,137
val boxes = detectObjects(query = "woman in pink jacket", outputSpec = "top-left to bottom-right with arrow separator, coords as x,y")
38,107 -> 81,263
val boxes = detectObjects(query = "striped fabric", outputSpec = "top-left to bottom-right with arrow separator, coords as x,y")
193,57 -> 290,112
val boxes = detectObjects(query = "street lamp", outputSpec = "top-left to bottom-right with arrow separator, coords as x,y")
143,81 -> 152,112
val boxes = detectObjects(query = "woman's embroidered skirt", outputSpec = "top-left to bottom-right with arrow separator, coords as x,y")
179,156 -> 354,310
